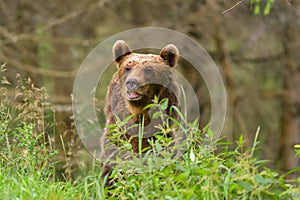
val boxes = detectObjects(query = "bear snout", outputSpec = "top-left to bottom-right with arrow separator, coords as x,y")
126,78 -> 139,91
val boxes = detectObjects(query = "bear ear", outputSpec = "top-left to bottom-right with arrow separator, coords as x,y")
159,44 -> 179,67
113,40 -> 131,63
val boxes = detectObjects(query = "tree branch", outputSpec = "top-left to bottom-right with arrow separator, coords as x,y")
222,0 -> 245,15
0,54 -> 77,78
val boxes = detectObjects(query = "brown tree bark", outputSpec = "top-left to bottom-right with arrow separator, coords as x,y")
279,1 -> 300,173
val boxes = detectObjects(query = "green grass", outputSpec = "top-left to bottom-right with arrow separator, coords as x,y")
1,119 -> 299,200
0,173 -> 80,200
0,64 -> 299,199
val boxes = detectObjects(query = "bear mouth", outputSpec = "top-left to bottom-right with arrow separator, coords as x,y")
126,91 -> 142,101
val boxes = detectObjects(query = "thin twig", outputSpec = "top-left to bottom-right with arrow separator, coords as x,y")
222,0 -> 245,15
285,0 -> 291,6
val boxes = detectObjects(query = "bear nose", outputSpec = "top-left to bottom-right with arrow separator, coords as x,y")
126,78 -> 139,91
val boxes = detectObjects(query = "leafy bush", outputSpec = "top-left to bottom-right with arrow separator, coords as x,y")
103,99 -> 300,199
0,64 -> 55,176
0,65 -> 69,199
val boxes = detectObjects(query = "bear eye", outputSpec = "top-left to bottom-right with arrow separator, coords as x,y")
144,67 -> 152,74
124,66 -> 131,73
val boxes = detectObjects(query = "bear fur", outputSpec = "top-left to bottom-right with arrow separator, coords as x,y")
100,40 -> 182,163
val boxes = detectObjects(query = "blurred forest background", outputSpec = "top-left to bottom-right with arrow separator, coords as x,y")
0,0 -> 299,178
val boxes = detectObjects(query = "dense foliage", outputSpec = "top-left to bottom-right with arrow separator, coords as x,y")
0,68 -> 299,199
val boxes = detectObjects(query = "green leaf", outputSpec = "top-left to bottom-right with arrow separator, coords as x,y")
207,128 -> 214,138
153,95 -> 159,104
155,141 -> 162,151
254,4 -> 260,15
195,168 -> 210,175
171,106 -> 185,123
202,123 -> 211,133
123,143 -> 132,150
263,0 -> 274,15
286,166 -> 300,175
239,134 -> 244,145
237,180 -> 253,191
123,114 -> 134,123
254,174 -> 268,185
175,172 -> 190,182
160,98 -> 169,111
144,103 -> 156,110
106,124 -> 117,129
152,111 -> 160,119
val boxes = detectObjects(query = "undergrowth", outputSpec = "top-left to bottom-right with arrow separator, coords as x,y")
103,98 -> 300,200
0,64 -> 299,199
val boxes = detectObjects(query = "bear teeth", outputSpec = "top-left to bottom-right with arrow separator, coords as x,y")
126,91 -> 142,100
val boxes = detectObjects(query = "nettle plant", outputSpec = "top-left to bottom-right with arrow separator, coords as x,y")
104,93 -> 207,176
105,96 -> 188,171
103,95 -> 300,199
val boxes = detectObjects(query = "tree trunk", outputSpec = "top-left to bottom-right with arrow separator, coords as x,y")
51,2 -> 76,180
279,2 -> 300,174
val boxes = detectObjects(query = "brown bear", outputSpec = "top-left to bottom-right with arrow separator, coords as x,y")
100,40 -> 183,166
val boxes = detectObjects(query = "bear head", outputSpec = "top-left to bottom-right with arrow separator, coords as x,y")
112,40 -> 180,113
